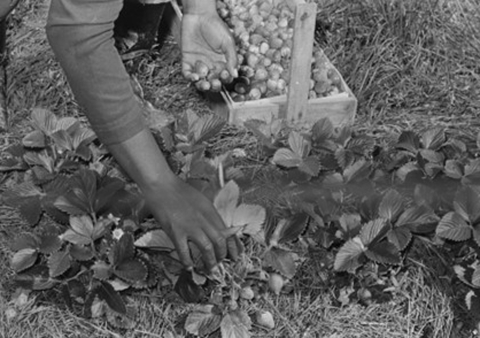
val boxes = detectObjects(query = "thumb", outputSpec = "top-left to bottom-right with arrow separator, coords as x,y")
221,226 -> 243,238
223,39 -> 238,78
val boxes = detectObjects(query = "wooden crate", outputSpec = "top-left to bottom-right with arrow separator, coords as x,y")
169,0 -> 357,129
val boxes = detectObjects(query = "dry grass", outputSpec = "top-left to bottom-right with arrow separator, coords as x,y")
1,0 -> 480,337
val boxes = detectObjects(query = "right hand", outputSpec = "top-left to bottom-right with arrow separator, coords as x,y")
145,175 -> 241,271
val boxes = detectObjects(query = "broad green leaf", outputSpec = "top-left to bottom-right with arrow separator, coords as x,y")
278,213 -> 309,244
51,129 -> 73,151
365,241 -> 401,265
92,261 -> 111,280
71,127 -> 96,149
48,249 -> 71,277
18,196 -> 42,226
396,131 -> 420,153
214,180 -> 240,227
413,184 -> 437,208
472,225 -> 480,248
134,229 -> 175,251
184,305 -> 222,337
334,148 -> 355,169
55,116 -> 78,133
343,159 -> 371,183
421,127 -> 445,150
97,281 -> 126,315
22,130 -> 46,148
190,114 -> 226,144
109,279 -> 131,291
396,162 -> 420,182
113,259 -> 147,283
220,310 -> 252,338
298,156 -> 321,176
444,160 -> 464,179
472,263 -> 480,288
23,151 -> 54,172
38,234 -> 62,254
272,148 -> 302,168
311,117 -> 334,144
419,149 -> 444,163
54,196 -> 88,216
288,131 -> 310,158
359,219 -> 389,247
70,215 -> 94,238
347,135 -> 375,155
110,233 -> 135,265
11,248 -> 38,272
436,212 -> 471,241
334,237 -> 365,272
263,247 -> 296,279
31,108 -> 57,135
11,233 -> 40,251
387,227 -> 412,251
15,265 -> 57,290
454,186 -> 480,223
396,205 -> 439,230
174,269 -> 205,303
463,158 -> 480,185
94,178 -> 124,213
232,204 -> 266,236
69,244 -> 94,261
378,190 -> 404,222
92,218 -> 111,241
338,213 -> 362,238
61,229 -> 91,246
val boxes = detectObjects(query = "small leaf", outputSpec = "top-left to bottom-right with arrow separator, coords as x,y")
54,196 -> 87,216
31,108 -> 57,135
174,269 -> 205,303
288,131 -> 310,158
343,159 -> 371,183
113,259 -> 148,283
134,229 -> 175,251
185,305 -> 222,337
298,156 -> 321,176
190,114 -> 226,145
15,265 -> 57,290
436,212 -> 471,241
311,118 -> 334,144
463,159 -> 480,185
221,310 -> 252,338
70,244 -> 94,261
421,127 -> 445,150
97,281 -> 127,315
110,233 -> 135,265
413,184 -> 437,208
378,190 -> 404,222
214,180 -> 240,227
38,234 -> 63,254
278,213 -> 309,244
51,129 -> 73,151
272,148 -> 302,168
11,248 -> 38,272
92,261 -> 112,280
365,241 -> 401,265
48,249 -> 71,277
387,227 -> 412,251
397,131 -> 420,153
232,204 -> 266,235
454,186 -> 480,223
263,247 -> 296,279
396,205 -> 439,231
11,233 -> 40,251
339,214 -> 362,238
22,130 -> 46,148
334,237 -> 364,272
359,219 -> 389,247
419,149 -> 444,163
18,196 -> 42,226
444,160 -> 464,179
61,229 -> 91,246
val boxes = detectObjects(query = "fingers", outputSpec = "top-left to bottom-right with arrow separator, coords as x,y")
175,236 -> 195,270
191,232 -> 219,271
223,37 -> 239,79
182,61 -> 200,82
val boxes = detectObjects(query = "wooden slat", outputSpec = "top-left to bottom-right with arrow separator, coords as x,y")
285,1 -> 317,122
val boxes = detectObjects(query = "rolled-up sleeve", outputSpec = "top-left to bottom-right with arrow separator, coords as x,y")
46,0 -> 147,145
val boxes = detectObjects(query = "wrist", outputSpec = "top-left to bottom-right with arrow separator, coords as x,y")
183,0 -> 216,15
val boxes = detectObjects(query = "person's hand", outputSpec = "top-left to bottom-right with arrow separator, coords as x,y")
146,175 -> 241,271
181,11 -> 238,83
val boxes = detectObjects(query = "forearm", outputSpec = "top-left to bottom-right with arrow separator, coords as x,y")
183,0 -> 216,15
46,0 -> 146,146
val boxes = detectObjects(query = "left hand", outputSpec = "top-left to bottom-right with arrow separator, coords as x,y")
181,12 -> 238,82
